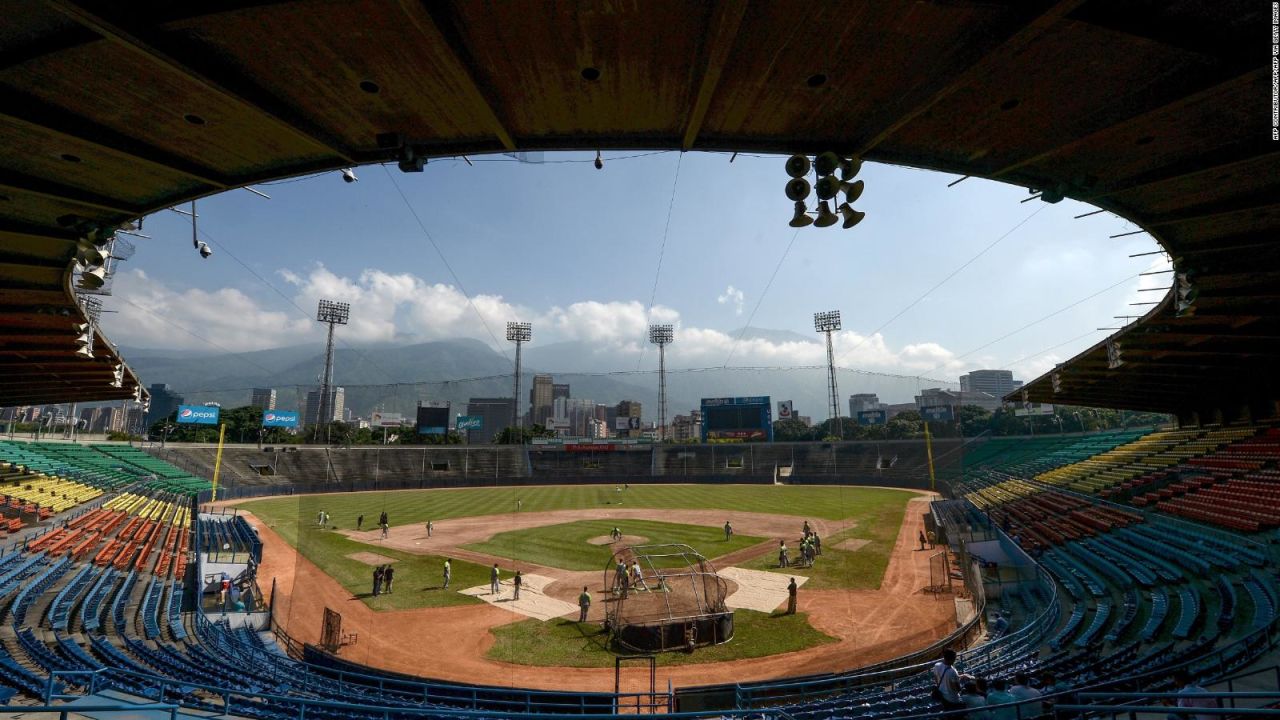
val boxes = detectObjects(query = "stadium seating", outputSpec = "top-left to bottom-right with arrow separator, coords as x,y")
0,428 -> 1272,719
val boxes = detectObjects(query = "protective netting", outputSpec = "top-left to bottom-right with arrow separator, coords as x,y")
603,543 -> 732,653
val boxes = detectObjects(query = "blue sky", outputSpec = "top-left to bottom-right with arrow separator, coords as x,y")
102,150 -> 1168,385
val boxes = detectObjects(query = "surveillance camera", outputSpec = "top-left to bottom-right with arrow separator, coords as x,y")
197,242 -> 213,259
341,168 -> 358,183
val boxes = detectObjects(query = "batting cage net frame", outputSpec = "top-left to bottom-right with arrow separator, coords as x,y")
604,543 -> 733,654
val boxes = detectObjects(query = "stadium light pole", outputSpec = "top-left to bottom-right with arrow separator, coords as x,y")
649,324 -> 674,442
506,322 -> 532,439
814,310 -> 843,440
315,299 -> 350,443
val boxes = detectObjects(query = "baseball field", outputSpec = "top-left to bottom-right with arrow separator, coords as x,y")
232,483 -> 956,689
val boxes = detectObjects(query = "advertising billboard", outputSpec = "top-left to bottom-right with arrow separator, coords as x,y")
176,405 -> 219,425
416,405 -> 450,435
920,405 -> 954,422
615,416 -> 641,431
857,410 -> 887,425
262,410 -> 299,428
1014,403 -> 1056,416
778,400 -> 794,420
700,396 -> 772,442
371,411 -> 405,428
456,415 -> 483,431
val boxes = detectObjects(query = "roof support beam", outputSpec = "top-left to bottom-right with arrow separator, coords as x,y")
45,0 -> 357,165
0,92 -> 230,190
988,68 -> 1266,183
681,0 -> 748,151
404,0 -> 516,152
854,0 -> 1087,157
0,172 -> 143,216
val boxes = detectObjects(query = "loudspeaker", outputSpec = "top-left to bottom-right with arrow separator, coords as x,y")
784,154 -> 811,178
814,201 -> 839,227
789,201 -> 814,228
785,178 -> 812,201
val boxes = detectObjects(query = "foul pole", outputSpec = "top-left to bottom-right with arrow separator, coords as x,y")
211,423 -> 227,502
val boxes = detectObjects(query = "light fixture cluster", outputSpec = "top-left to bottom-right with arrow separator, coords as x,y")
1174,268 -> 1198,317
74,321 -> 93,359
71,224 -> 116,291
785,152 -> 865,229
1106,338 -> 1124,369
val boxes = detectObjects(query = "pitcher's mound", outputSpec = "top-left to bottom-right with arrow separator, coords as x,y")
586,535 -> 649,546
347,552 -> 397,566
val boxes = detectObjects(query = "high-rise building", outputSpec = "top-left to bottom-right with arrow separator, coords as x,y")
552,384 -> 570,402
959,370 -> 1021,401
250,388 -> 277,410
529,374 -> 554,427
465,397 -> 515,444
849,393 -> 882,416
915,387 -> 999,412
671,409 -> 702,443
616,400 -> 642,437
304,387 -> 345,426
552,397 -> 596,437
145,383 -> 184,428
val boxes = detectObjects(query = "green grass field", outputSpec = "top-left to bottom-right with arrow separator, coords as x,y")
282,525 -> 490,609
240,484 -> 917,609
742,495 -> 911,590
487,610 -> 836,667
465,519 -> 765,571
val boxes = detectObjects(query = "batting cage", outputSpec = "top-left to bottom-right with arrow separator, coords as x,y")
603,543 -> 733,653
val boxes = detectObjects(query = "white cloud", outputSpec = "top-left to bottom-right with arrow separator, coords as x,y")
107,269 -> 314,351
102,266 -> 970,380
716,285 -> 744,315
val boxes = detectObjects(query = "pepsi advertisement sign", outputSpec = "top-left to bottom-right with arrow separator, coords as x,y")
262,410 -> 299,428
177,405 -> 220,425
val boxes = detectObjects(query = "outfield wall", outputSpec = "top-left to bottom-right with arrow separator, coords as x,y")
160,438 -> 971,497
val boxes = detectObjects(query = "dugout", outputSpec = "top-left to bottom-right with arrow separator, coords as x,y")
604,543 -> 732,654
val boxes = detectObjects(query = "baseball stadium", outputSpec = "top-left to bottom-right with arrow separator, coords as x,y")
0,2 -> 1279,720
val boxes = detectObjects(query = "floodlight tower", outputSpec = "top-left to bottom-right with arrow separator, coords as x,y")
315,299 -> 350,441
506,322 -> 532,435
814,310 -> 843,440
648,324 -> 674,442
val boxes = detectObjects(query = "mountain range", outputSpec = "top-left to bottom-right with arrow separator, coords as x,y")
116,328 -> 927,421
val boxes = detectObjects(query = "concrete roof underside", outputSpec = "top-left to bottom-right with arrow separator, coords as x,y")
0,0 -> 1274,417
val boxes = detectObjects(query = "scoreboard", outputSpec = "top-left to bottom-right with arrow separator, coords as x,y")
700,396 -> 773,442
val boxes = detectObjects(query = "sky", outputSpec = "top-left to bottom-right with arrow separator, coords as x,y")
100,150 -> 1170,388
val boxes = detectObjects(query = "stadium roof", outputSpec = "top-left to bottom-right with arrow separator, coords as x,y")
0,1 -> 1273,417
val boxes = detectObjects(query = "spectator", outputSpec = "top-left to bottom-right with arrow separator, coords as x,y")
1009,672 -> 1043,717
990,611 -> 1010,637
961,678 -> 990,720
1171,669 -> 1218,720
985,679 -> 1018,720
930,649 -> 964,714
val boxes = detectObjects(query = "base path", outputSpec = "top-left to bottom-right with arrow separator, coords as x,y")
719,567 -> 808,613
245,492 -> 954,693
459,574 -> 578,621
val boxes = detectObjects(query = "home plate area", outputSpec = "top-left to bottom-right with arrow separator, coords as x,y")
718,567 -> 808,613
459,574 -> 578,621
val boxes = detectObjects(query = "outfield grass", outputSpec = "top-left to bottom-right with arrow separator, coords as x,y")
487,609 -> 836,667
742,493 -> 912,590
276,524 -> 490,610
241,484 -> 914,536
465,519 -> 764,571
